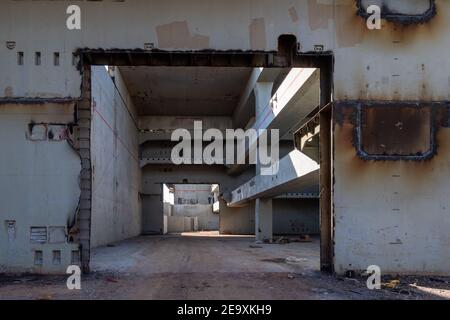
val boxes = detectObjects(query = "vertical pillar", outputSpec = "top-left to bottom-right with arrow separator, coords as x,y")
76,64 -> 92,273
254,82 -> 274,117
320,109 -> 332,272
254,82 -> 275,242
254,82 -> 274,175
255,198 -> 273,242
319,56 -> 333,273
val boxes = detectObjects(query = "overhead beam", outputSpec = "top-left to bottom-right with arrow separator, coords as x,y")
138,116 -> 232,144
228,149 -> 319,207
232,68 -> 282,129
227,68 -> 320,175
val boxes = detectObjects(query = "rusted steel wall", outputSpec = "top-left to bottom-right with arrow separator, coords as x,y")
333,103 -> 450,275
1,0 -> 449,100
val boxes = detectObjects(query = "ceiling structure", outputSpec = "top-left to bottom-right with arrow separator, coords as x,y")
119,66 -> 254,117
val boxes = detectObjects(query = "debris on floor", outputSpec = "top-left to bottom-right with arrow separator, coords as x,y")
275,237 -> 289,244
285,256 -> 308,264
1,235 -> 449,300
382,279 -> 400,289
261,258 -> 286,263
272,235 -> 312,244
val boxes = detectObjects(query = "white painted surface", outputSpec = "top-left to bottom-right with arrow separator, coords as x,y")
0,0 -> 449,275
172,204 -> 219,230
230,150 -> 320,206
333,124 -> 450,275
174,184 -> 212,205
1,0 -> 449,101
90,66 -> 142,248
0,104 -> 80,273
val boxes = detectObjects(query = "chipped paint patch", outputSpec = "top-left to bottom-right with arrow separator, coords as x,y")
249,18 -> 267,50
156,21 -> 210,49
307,1 -> 365,47
307,0 -> 333,30
4,87 -> 13,97
288,7 -> 299,23
335,4 -> 365,48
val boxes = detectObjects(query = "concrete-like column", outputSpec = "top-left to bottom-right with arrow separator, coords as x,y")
254,82 -> 274,121
255,198 -> 273,242
254,82 -> 274,176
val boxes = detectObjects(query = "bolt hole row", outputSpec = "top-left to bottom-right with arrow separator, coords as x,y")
17,52 -> 77,66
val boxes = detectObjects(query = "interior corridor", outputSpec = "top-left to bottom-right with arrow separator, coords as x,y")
90,232 -> 320,275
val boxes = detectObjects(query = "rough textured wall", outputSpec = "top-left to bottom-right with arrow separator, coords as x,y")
333,105 -> 450,275
219,198 -> 319,235
174,184 -> 213,205
142,194 -> 164,234
1,0 -> 449,275
90,66 -> 141,247
141,165 -> 234,234
0,104 -> 81,273
219,199 -> 255,235
273,199 -> 319,235
172,204 -> 219,230
2,1 -> 449,101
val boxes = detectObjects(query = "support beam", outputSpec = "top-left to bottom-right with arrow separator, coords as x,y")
254,82 -> 274,117
229,150 -> 319,207
255,198 -> 273,242
275,192 -> 319,199
320,109 -> 333,272
254,82 -> 274,176
232,68 -> 262,128
232,68 -> 281,129
138,116 -> 232,144
227,68 -> 319,175
262,68 -> 319,132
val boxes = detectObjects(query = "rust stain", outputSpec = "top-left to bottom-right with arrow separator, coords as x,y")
307,0 -> 364,47
249,18 -> 266,50
333,104 -> 448,188
288,7 -> 299,23
334,4 -> 365,48
307,0 -> 333,31
156,21 -> 210,49
360,106 -> 432,156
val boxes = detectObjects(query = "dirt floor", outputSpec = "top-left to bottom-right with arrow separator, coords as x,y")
0,232 -> 449,300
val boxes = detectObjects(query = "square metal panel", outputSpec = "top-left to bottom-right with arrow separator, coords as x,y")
356,104 -> 435,160
357,0 -> 436,24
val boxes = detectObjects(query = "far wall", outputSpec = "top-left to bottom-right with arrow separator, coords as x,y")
220,198 -> 319,235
